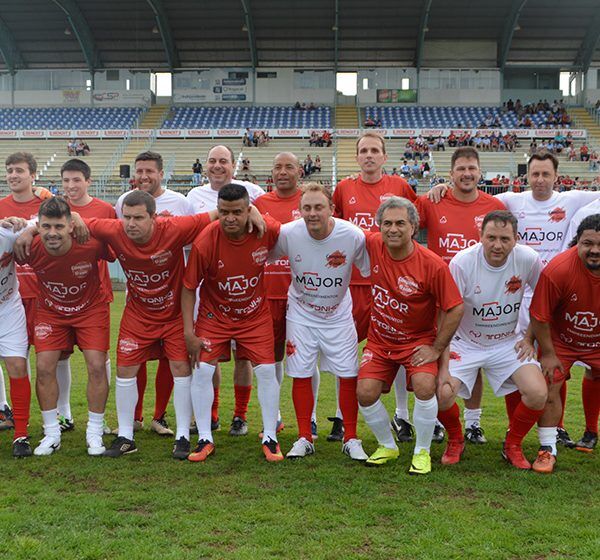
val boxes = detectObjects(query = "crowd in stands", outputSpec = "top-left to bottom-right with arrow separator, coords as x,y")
364,117 -> 383,128
67,139 -> 91,156
294,102 -> 318,111
242,129 -> 271,147
308,130 -> 332,147
501,98 -> 572,128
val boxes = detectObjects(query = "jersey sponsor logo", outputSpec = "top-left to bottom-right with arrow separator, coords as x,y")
505,275 -> 522,294
439,233 -> 477,254
397,275 -> 419,296
218,274 -> 261,296
291,209 -> 302,220
326,250 -> 347,268
349,197 -> 357,205
449,351 -> 461,361
157,210 -> 173,217
43,280 -> 88,298
71,261 -> 92,279
296,272 -> 343,291
252,246 -> 268,266
519,227 -> 563,246
473,301 -> 520,321
150,250 -> 173,266
350,213 -> 375,230
218,304 -> 231,313
286,340 -> 297,357
372,284 -> 409,313
124,268 -> 170,287
548,207 -> 566,223
469,330 -> 482,339
474,215 -> 484,231
565,311 -> 598,332
35,322 -> 52,339
440,216 -> 447,224
119,337 -> 139,353
380,193 -> 395,203
360,348 -> 373,367
0,251 -> 12,269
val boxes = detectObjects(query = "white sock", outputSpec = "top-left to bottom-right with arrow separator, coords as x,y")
87,411 -> 105,439
191,363 -> 215,442
0,364 -> 7,407
360,400 -> 397,450
41,408 -> 61,440
311,366 -> 320,421
538,426 -> 558,456
105,356 -> 112,386
173,376 -> 192,440
334,375 -> 343,420
464,408 -> 482,428
254,364 -> 280,443
413,396 -> 438,453
116,376 -> 137,440
56,358 -> 72,419
393,368 -> 409,420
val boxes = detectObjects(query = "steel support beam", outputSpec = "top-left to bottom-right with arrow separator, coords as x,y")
146,0 -> 180,69
333,0 -> 339,72
240,0 -> 258,68
497,0 -> 527,69
415,0 -> 432,70
0,15 -> 25,73
573,11 -> 600,73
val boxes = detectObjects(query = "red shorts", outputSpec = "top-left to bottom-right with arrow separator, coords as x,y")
117,308 -> 187,367
23,297 -> 37,345
195,311 -> 274,364
268,299 -> 287,345
551,343 -> 600,384
351,284 -> 372,342
34,304 -> 110,353
358,340 -> 438,392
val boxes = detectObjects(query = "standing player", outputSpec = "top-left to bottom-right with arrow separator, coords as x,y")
186,145 -> 265,437
356,197 -> 463,475
332,132 -> 418,444
182,184 -> 282,462
530,214 -> 600,463
271,182 -> 370,461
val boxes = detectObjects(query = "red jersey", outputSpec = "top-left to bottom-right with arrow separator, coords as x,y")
87,214 -> 211,324
26,237 -> 111,316
184,218 -> 280,328
0,194 -> 43,299
530,247 -> 600,354
416,190 -> 506,263
68,197 -> 117,304
253,189 -> 302,300
333,174 -> 417,286
365,234 -> 463,351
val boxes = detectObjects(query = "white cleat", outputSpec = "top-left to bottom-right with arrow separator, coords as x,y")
87,435 -> 106,456
286,437 -> 315,459
33,435 -> 61,456
342,438 -> 368,461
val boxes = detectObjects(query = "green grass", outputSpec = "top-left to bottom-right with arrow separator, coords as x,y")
1,291 -> 598,559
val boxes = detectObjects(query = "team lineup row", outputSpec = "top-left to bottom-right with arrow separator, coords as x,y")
0,136 -> 599,475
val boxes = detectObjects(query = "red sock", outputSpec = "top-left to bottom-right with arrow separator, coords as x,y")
438,402 -> 464,443
506,402 -> 543,446
292,377 -> 314,441
211,387 -> 220,422
9,376 -> 30,439
504,390 -> 521,421
558,382 -> 567,429
582,377 -> 600,434
153,358 -> 174,420
234,384 -> 252,420
135,363 -> 147,422
338,377 -> 358,442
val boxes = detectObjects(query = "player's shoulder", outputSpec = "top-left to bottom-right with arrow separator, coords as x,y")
163,188 -> 187,201
383,174 -> 411,190
544,247 -> 577,276
253,190 -> 278,208
333,217 -> 364,236
512,243 -> 539,263
415,240 -> 448,266
233,179 -> 265,198
449,242 -> 480,267
186,184 -> 210,199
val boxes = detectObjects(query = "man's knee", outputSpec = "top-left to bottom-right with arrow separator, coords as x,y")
357,381 -> 381,407
412,374 -> 436,401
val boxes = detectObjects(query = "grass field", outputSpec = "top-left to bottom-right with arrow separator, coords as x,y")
1,292 -> 598,560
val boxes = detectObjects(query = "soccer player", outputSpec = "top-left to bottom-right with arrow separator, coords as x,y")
436,210 -> 548,470
182,183 -> 283,462
271,182 -> 370,461
357,197 -> 463,475
530,214 -> 600,463
332,132 -> 419,444
186,145 -> 264,437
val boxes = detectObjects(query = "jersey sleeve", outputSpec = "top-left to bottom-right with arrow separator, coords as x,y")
432,262 -> 463,311
114,195 -> 125,219
415,196 -> 430,228
183,237 -> 210,291
525,253 -> 543,292
448,256 -> 467,296
171,213 -> 213,245
571,190 -> 600,207
264,215 -> 281,249
332,185 -> 343,218
530,270 -> 561,323
269,223 -> 289,261
86,218 -> 120,241
398,178 -> 417,202
353,229 -> 370,278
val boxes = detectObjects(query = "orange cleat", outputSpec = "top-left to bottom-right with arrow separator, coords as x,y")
441,440 -> 465,465
532,448 -> 556,474
502,443 -> 531,470
188,439 -> 215,462
262,438 -> 284,462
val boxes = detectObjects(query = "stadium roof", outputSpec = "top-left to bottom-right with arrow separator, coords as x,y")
0,0 -> 599,73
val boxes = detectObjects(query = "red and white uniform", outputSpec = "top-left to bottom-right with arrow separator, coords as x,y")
116,188 -> 193,218
332,175 -> 416,341
563,199 -> 600,251
358,237 -> 463,391
187,179 -> 264,214
271,218 -> 369,378
183,218 -> 281,364
530,247 -> 600,381
448,243 -> 542,398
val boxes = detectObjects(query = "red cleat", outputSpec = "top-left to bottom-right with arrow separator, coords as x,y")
441,440 -> 465,465
262,438 -> 284,462
502,443 -> 531,470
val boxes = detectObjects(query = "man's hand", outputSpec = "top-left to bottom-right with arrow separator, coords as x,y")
540,352 -> 563,382
411,344 -> 441,367
185,332 -> 211,368
0,217 -> 28,231
514,338 -> 536,362
71,211 -> 89,244
247,205 -> 266,238
14,227 -> 37,261
427,182 -> 450,203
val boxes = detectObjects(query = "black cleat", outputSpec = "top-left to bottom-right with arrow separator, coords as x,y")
12,436 -> 32,458
391,415 -> 414,443
58,415 -> 75,433
326,416 -> 344,442
432,423 -> 446,444
211,418 -> 221,432
465,425 -> 488,444
103,436 -> 137,458
0,404 -> 14,430
575,431 -> 598,453
556,427 -> 576,448
229,416 -> 248,436
172,436 -> 191,460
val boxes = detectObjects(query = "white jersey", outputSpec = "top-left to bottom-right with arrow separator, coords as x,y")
116,188 -> 193,218
187,179 -> 264,213
271,218 -> 369,327
0,228 -> 22,314
449,243 -> 542,347
562,199 -> 600,251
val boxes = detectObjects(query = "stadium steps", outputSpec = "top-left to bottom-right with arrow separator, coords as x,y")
115,138 -> 157,178
335,106 -> 359,128
139,105 -> 169,129
571,107 -> 600,150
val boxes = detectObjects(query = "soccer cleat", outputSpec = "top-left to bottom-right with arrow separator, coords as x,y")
0,404 -> 14,430
365,445 -> 400,466
151,415 -> 174,437
210,418 -> 220,432
286,437 -> 315,459
441,440 -> 466,465
12,437 -> 32,459
342,438 -> 369,461
33,435 -> 61,456
326,416 -> 344,442
58,415 -> 75,432
262,437 -> 284,462
502,442 -> 531,470
258,419 -> 285,439
103,436 -> 137,458
557,427 -> 576,448
575,431 -> 598,453
432,423 -> 445,444
86,435 -> 106,457
391,415 -> 414,443
102,421 -> 112,436
409,449 -> 432,475
532,446 -> 556,474
188,439 -> 215,462
229,416 -> 248,436
311,420 -> 319,440
465,425 -> 487,444
111,419 -> 143,436
172,437 -> 191,460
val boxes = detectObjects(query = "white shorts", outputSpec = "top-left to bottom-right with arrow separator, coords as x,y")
0,302 -> 29,359
285,319 -> 358,378
449,338 -> 540,399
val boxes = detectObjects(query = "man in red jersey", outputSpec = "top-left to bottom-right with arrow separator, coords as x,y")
357,197 -> 463,475
182,184 -> 283,463
22,198 -> 114,456
530,213 -> 600,458
417,147 -> 506,445
332,132 -> 418,444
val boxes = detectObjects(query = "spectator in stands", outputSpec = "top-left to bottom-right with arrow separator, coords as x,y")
422,161 -> 431,178
447,131 -> 457,147
48,180 -> 59,196
400,160 -> 410,176
408,175 -> 419,193
303,154 -> 314,176
313,155 -> 322,174
410,160 -> 421,178
403,139 -> 414,160
589,150 -> 599,172
265,176 -> 274,192
242,130 -> 251,147
241,157 -> 251,172
192,159 -> 203,185
309,131 -> 319,146
435,135 -> 445,151
67,140 -> 77,156
391,167 -> 398,176
567,145 -> 577,161
246,128 -> 255,146
322,130 -> 332,147
580,143 -> 590,162
375,118 -> 382,128
364,117 -> 376,128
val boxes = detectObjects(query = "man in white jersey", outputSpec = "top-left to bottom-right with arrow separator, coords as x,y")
437,210 -> 548,471
563,198 -> 600,250
270,182 -> 370,461
186,145 -> 264,437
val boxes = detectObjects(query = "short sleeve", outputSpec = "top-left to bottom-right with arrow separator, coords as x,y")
530,271 -> 561,324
